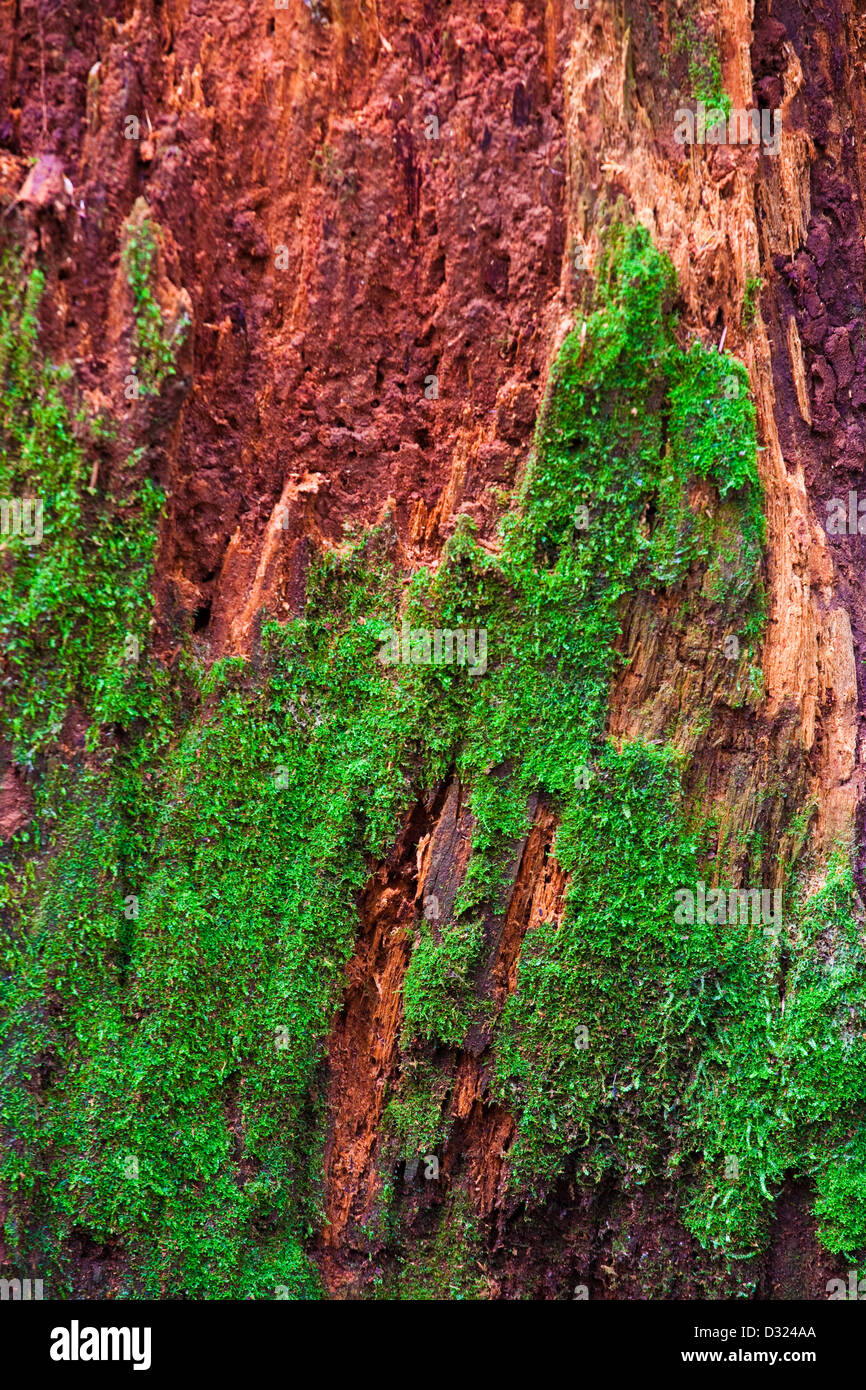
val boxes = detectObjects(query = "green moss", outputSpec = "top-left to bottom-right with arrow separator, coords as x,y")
7,219 -> 861,1297
671,4 -> 731,115
122,207 -> 189,397
375,1193 -> 488,1300
742,275 -> 764,331
399,221 -> 764,1047
494,741 -> 704,1192
0,529 -> 413,1295
0,252 -> 165,762
384,1056 -> 452,1157
684,855 -> 866,1260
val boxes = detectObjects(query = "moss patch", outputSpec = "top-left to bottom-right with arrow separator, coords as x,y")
122,203 -> 189,397
5,221 -> 862,1298
0,252 -> 164,763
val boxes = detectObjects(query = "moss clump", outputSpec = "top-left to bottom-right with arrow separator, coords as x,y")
0,536 -> 411,1296
122,207 -> 189,397
16,221 -> 861,1299
399,220 -> 763,1046
671,4 -> 731,115
742,275 -> 764,330
494,741 -> 707,1193
0,252 -> 165,762
374,1193 -> 488,1300
384,1056 -> 453,1158
684,856 -> 866,1262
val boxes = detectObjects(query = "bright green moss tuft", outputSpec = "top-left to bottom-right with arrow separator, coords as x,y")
0,252 -> 165,762
684,855 -> 866,1261
671,6 -> 731,115
742,275 -> 764,331
122,208 -> 189,397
